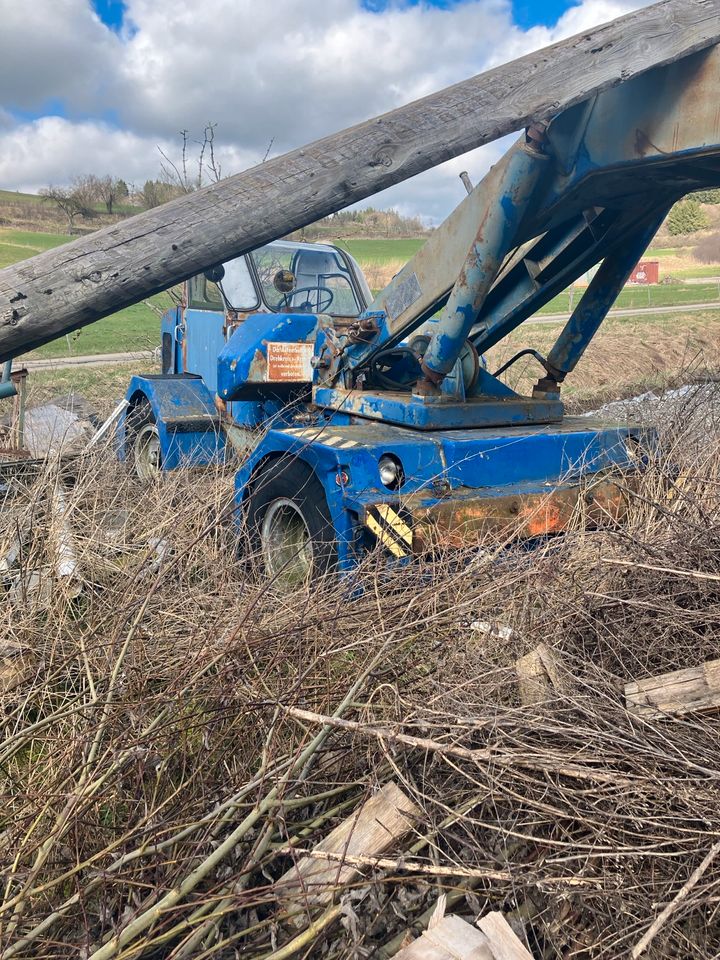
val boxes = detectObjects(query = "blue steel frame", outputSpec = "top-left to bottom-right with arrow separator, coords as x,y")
235,417 -> 648,571
313,48 -> 720,429
117,375 -> 226,469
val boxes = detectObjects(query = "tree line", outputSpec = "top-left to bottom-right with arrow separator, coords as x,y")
39,174 -> 194,234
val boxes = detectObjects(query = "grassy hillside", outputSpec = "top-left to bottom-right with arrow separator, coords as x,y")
0,188 -> 44,206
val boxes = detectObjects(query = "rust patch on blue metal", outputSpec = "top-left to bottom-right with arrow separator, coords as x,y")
405,478 -> 631,551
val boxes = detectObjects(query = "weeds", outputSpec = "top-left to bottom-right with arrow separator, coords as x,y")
2,385 -> 720,958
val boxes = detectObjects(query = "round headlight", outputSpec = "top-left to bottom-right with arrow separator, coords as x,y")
379,455 -> 403,490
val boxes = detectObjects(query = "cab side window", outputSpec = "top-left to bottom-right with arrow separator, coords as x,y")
187,274 -> 224,311
188,257 -> 259,311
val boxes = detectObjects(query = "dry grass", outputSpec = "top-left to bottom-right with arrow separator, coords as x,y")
3,322 -> 720,958
359,259 -> 406,292
2,388 -> 720,958
489,313 -> 720,410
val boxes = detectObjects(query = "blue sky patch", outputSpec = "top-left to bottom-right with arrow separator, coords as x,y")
92,0 -> 125,31
513,0 -> 577,27
361,0 -> 578,27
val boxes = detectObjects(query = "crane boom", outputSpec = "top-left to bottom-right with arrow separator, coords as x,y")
1,0 -> 719,362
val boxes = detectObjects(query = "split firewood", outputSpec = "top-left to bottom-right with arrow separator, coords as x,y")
477,911 -> 534,960
393,909 -> 532,960
515,643 -> 565,705
625,658 -> 720,719
394,914 -> 493,960
0,639 -> 29,695
49,487 -> 83,599
276,781 -> 420,922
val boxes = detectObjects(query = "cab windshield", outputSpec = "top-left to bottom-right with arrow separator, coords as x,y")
221,241 -> 363,317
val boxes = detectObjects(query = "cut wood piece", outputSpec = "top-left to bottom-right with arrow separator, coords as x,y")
276,781 -> 419,919
2,0 -> 719,359
625,658 -> 720,719
515,643 -> 565,705
0,640 -> 29,695
394,915 -> 493,960
477,912 -> 533,960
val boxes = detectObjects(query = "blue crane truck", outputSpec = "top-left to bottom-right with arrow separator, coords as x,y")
113,45 -> 720,584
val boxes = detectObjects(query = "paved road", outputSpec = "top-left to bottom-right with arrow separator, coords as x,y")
18,350 -> 154,373
15,299 -> 720,372
532,300 -> 720,324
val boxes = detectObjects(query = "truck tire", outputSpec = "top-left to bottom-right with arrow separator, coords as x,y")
126,400 -> 163,482
245,457 -> 336,586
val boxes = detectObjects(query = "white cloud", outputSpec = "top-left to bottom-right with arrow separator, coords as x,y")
0,0 -> 119,111
0,116 -> 261,195
0,0 -> 650,220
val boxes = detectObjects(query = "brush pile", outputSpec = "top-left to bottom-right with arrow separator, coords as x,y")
2,395 -> 720,959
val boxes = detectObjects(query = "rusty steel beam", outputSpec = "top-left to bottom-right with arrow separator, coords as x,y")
2,0 -> 720,360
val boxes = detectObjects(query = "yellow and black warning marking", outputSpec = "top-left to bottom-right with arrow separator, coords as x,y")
364,503 -> 414,559
285,427 -> 360,449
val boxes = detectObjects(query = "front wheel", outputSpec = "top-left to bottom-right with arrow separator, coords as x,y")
244,458 -> 336,587
127,401 -> 163,482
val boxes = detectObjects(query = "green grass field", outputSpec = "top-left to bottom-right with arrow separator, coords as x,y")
332,237 -> 425,262
539,280 -> 720,315
0,188 -> 44,206
26,298 -> 172,360
646,246 -> 684,258
0,227 -> 171,360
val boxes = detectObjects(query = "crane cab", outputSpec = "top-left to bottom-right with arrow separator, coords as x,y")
121,239 -> 372,480
160,239 -> 371,394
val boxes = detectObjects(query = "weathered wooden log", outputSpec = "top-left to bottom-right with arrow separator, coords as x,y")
625,657 -> 720,719
1,0 -> 719,360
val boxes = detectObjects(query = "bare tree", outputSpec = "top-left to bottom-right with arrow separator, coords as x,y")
70,174 -> 101,211
158,123 -> 224,194
95,175 -> 128,215
40,184 -> 95,234
141,179 -> 184,210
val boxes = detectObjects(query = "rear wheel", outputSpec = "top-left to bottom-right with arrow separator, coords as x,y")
127,401 -> 162,482
245,458 -> 336,586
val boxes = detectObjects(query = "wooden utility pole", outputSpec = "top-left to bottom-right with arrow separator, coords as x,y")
1,0 -> 719,360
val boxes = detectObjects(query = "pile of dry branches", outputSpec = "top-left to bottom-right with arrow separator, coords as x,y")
2,396 -> 720,959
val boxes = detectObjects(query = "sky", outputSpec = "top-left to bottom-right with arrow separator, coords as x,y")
0,0 -> 651,223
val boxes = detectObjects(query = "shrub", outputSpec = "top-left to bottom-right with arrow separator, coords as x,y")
667,198 -> 710,236
693,188 -> 720,204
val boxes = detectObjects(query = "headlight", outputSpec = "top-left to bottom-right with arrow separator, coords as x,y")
379,454 -> 404,490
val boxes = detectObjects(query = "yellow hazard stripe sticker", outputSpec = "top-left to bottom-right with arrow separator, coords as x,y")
375,503 -> 413,547
365,513 -> 407,559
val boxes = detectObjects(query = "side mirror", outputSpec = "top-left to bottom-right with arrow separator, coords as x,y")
204,264 -> 225,283
273,269 -> 296,293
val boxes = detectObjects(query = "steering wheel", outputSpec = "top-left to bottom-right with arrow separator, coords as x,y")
281,285 -> 334,313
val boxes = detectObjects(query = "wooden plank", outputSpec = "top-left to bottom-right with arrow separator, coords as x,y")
276,781 -> 419,917
625,657 -> 720,719
515,643 -> 564,705
477,912 -> 533,960
1,0 -> 719,359
394,915 -> 493,960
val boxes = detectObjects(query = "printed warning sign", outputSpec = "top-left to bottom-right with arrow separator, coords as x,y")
266,341 -> 314,382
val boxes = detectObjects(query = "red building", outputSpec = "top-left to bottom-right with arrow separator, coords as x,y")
629,260 -> 660,285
